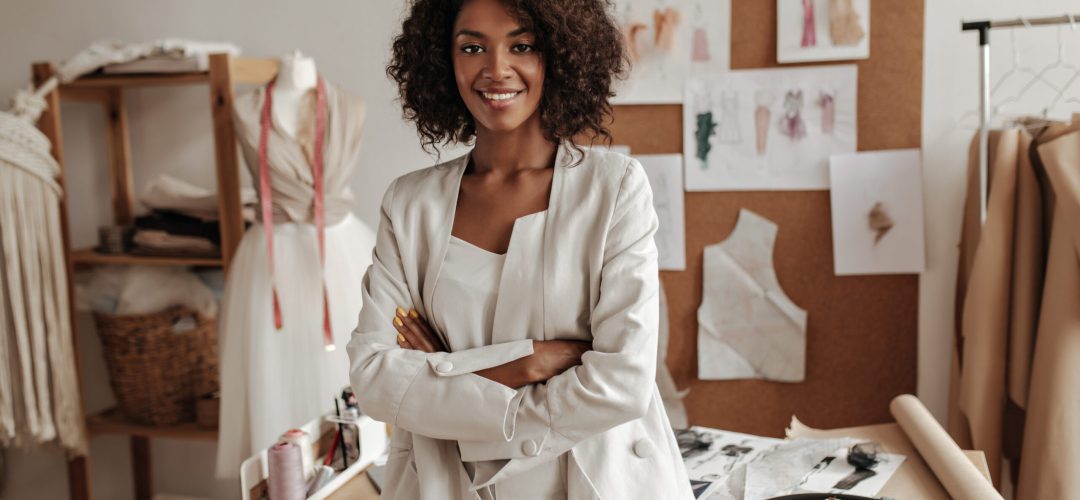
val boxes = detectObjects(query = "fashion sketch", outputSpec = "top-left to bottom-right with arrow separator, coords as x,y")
683,65 -> 857,190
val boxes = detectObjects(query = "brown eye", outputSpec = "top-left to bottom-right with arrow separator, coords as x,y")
511,43 -> 534,54
461,44 -> 483,54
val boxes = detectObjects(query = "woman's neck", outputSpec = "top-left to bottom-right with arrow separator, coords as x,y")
471,120 -> 557,174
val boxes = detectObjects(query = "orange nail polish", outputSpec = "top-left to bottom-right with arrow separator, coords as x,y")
409,309 -> 419,319
396,307 -> 407,317
393,317 -> 403,327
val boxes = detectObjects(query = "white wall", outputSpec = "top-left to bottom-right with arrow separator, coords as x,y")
4,0 -> 1080,498
919,0 -> 1080,426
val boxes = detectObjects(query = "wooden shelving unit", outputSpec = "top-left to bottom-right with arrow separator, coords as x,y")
33,54 -> 280,500
87,408 -> 218,441
72,247 -> 224,268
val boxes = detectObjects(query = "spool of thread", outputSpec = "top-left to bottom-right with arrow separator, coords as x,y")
268,441 -> 306,500
278,428 -> 314,479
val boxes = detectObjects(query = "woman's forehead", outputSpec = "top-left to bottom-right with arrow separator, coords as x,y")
454,0 -> 530,37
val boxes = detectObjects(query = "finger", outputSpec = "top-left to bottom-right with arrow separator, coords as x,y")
410,309 -> 447,351
396,308 -> 435,353
393,327 -> 414,350
393,314 -> 422,351
401,312 -> 438,353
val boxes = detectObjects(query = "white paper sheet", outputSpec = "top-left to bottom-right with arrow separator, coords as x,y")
684,65 -> 857,191
777,0 -> 871,63
798,446 -> 907,497
829,149 -> 926,275
637,154 -> 686,270
679,426 -> 786,499
612,0 -> 731,104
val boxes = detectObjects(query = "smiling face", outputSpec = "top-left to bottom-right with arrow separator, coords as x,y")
452,0 -> 545,136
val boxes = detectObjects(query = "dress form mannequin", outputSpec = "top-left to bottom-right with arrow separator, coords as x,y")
272,50 -> 318,139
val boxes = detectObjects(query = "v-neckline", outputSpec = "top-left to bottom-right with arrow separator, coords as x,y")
447,149 -> 561,254
260,83 -> 328,171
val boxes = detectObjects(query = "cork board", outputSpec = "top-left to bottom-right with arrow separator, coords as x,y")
608,0 -> 924,437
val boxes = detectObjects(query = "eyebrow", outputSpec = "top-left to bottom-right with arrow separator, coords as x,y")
454,27 -> 532,39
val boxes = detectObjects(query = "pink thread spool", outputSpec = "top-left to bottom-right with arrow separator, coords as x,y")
268,441 -> 306,500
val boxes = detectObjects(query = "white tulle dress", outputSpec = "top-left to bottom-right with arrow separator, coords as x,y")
215,80 -> 375,477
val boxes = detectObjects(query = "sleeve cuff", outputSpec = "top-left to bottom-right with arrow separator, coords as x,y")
425,339 -> 534,376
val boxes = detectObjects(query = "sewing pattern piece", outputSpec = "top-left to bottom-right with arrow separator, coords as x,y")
697,209 -> 808,382
779,90 -> 807,140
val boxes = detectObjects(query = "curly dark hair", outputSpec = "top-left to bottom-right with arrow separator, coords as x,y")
387,0 -> 627,153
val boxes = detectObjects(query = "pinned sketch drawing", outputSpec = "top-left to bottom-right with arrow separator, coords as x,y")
613,0 -> 731,104
697,209 -> 807,382
685,65 -> 856,191
829,149 -> 926,276
638,154 -> 686,271
777,0 -> 870,63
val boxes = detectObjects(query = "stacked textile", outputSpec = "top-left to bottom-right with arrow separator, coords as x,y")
132,175 -> 254,257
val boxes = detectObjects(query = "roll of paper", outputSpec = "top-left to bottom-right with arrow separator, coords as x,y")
268,441 -> 306,500
890,394 -> 1002,500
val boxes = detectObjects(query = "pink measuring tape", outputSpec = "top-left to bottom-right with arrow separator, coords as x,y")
259,77 -> 334,351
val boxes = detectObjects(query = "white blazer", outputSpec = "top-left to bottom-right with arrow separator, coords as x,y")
347,147 -> 693,499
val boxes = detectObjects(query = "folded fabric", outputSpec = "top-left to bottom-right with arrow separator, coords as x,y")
135,209 -> 221,245
139,174 -> 255,218
132,229 -> 218,255
57,39 -> 242,81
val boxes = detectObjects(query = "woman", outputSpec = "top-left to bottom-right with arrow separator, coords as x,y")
347,0 -> 693,498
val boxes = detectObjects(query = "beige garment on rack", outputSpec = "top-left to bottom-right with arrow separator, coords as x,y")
1016,127 -> 1080,499
949,128 -> 1027,487
950,120 -> 1080,498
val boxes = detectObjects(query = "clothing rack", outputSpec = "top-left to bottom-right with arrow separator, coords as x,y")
962,13 -> 1080,223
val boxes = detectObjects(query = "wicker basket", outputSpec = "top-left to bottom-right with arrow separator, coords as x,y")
94,305 -> 218,426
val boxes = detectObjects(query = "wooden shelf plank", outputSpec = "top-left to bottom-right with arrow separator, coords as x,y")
60,72 -> 210,89
72,247 -> 223,267
87,408 -> 218,441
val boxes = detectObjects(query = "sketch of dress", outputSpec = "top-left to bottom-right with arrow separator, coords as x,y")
691,4 -> 710,62
779,90 -> 807,140
697,209 -> 807,382
695,111 -> 717,166
716,91 -> 741,144
818,91 -> 835,134
801,0 -> 817,47
754,90 -> 773,156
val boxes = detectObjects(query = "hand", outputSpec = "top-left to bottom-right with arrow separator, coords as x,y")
392,307 -> 446,353
475,340 -> 591,389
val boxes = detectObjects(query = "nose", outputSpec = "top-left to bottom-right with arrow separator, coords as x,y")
482,50 -> 513,82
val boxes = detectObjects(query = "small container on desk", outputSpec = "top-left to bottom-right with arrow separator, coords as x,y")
240,412 -> 388,500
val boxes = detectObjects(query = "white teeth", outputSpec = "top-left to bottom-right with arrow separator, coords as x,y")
482,91 -> 519,101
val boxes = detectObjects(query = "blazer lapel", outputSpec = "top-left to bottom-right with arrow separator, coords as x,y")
421,153 -> 469,348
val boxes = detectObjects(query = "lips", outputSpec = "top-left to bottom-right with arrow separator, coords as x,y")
476,88 -> 523,109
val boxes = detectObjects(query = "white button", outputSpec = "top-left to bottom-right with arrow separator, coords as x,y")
436,361 -> 454,373
632,438 -> 652,458
522,439 -> 539,457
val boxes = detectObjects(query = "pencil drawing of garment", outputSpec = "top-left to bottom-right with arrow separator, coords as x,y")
819,92 -> 835,134
801,0 -> 817,48
829,0 -> 865,46
716,91 -> 741,144
779,90 -> 807,140
653,8 -> 681,52
754,91 -> 772,156
697,209 -> 807,382
695,111 -> 718,165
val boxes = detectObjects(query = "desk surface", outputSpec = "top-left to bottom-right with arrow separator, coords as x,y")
790,421 -> 990,499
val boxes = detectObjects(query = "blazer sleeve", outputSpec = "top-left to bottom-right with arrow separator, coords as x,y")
457,160 -> 661,472
347,177 -> 536,442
